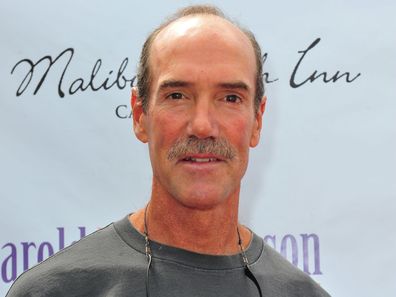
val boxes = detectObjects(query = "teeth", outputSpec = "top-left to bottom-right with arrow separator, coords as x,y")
186,157 -> 218,162
193,158 -> 210,162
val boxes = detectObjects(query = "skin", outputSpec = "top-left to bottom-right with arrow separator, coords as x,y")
130,15 -> 266,255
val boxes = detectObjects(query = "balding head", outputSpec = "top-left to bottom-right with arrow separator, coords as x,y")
136,5 -> 264,112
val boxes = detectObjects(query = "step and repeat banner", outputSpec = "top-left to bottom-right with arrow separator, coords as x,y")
1,1 -> 395,296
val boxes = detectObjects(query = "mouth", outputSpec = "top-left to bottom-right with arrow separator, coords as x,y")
182,157 -> 221,163
179,154 -> 224,163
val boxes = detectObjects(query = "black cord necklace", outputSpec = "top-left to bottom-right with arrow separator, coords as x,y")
143,204 -> 262,297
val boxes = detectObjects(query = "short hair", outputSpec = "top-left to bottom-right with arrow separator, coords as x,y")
136,5 -> 264,112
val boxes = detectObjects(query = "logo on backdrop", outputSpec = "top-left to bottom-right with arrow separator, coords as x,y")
11,48 -> 136,98
1,228 -> 322,284
10,37 -> 361,119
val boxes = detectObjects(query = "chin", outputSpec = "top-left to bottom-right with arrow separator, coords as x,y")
176,188 -> 233,211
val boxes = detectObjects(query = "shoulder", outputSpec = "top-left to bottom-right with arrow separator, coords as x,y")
252,237 -> 331,297
6,222 -> 133,297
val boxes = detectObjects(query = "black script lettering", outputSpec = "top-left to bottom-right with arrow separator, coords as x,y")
290,38 -> 361,88
96,58 -> 136,91
90,59 -> 105,91
101,71 -> 115,90
68,58 -> 136,95
11,48 -> 136,98
69,78 -> 88,95
11,48 -> 74,97
64,56 -> 107,95
116,58 -> 131,89
262,53 -> 279,84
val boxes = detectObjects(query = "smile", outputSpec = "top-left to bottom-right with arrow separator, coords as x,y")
182,157 -> 221,163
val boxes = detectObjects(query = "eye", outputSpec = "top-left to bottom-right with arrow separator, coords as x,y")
167,92 -> 184,100
225,94 -> 242,103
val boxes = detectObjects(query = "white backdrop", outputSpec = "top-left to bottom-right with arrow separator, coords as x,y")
1,1 -> 395,296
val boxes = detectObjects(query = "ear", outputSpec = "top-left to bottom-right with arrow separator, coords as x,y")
131,87 -> 148,143
250,96 -> 266,147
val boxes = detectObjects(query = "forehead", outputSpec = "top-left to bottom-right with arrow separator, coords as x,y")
149,15 -> 256,88
155,15 -> 253,51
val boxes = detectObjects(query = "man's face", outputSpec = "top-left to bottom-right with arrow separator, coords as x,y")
133,16 -> 265,210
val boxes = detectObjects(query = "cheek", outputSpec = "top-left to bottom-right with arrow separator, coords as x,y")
150,112 -> 184,151
225,116 -> 254,149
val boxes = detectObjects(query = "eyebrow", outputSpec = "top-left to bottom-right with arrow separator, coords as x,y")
158,80 -> 192,91
158,80 -> 250,92
216,81 -> 250,92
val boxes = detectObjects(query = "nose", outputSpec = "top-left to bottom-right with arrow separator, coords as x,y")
187,99 -> 219,139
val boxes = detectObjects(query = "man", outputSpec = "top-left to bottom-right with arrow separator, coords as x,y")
7,5 -> 330,297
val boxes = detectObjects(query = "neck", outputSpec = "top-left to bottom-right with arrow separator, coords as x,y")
130,183 -> 251,255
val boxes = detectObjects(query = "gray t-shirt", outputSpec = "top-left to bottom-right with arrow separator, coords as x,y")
7,216 -> 330,297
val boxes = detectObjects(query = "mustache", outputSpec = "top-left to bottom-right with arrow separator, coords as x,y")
167,136 -> 236,161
